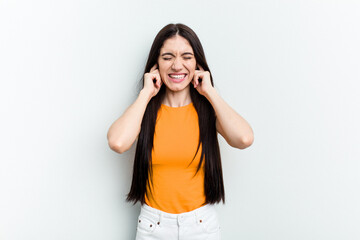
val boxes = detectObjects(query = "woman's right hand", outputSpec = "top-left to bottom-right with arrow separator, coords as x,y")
143,64 -> 163,98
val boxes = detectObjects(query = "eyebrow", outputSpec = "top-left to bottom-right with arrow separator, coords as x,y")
161,52 -> 194,57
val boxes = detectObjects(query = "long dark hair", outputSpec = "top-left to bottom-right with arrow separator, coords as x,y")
126,23 -> 225,205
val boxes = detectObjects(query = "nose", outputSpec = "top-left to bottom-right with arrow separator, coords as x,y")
171,58 -> 182,71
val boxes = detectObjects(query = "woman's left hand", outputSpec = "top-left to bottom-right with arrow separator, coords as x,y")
192,65 -> 214,97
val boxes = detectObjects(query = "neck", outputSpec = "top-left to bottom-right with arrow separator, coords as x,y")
162,85 -> 192,107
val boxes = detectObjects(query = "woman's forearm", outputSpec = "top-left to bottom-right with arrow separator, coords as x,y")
107,89 -> 152,154
205,88 -> 254,149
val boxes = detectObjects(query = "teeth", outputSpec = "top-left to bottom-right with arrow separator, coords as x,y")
169,74 -> 186,79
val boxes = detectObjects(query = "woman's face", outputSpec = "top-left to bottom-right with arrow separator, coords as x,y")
157,35 -> 197,92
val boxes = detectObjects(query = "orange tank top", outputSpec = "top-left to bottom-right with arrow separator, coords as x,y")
144,102 -> 206,213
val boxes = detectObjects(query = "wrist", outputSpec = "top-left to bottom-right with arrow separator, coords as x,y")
204,87 -> 218,101
140,88 -> 153,102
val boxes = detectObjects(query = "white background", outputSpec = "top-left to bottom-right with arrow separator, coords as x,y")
1,0 -> 359,239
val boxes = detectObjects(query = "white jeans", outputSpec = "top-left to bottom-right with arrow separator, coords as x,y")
135,203 -> 221,240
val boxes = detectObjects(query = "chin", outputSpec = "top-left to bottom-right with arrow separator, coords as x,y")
165,82 -> 191,92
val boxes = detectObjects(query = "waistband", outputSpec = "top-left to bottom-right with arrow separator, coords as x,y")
139,203 -> 216,226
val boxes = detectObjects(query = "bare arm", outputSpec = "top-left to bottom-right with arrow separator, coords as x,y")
205,88 -> 254,149
107,64 -> 162,154
192,65 -> 254,150
107,89 -> 152,153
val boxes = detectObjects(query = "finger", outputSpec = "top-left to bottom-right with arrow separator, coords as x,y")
195,70 -> 206,84
152,74 -> 157,83
150,73 -> 158,85
192,74 -> 197,87
156,78 -> 161,88
150,64 -> 158,73
197,72 -> 203,84
155,74 -> 162,88
194,73 -> 199,87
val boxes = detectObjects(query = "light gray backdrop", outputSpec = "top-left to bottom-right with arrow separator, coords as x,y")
1,0 -> 359,239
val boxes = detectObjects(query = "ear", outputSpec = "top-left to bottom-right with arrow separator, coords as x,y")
196,64 -> 204,71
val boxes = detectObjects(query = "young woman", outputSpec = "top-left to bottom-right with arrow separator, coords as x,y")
107,23 -> 254,240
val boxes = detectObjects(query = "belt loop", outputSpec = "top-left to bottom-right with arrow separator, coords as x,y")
158,211 -> 163,227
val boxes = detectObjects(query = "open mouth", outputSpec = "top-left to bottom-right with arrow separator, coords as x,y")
168,74 -> 187,82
